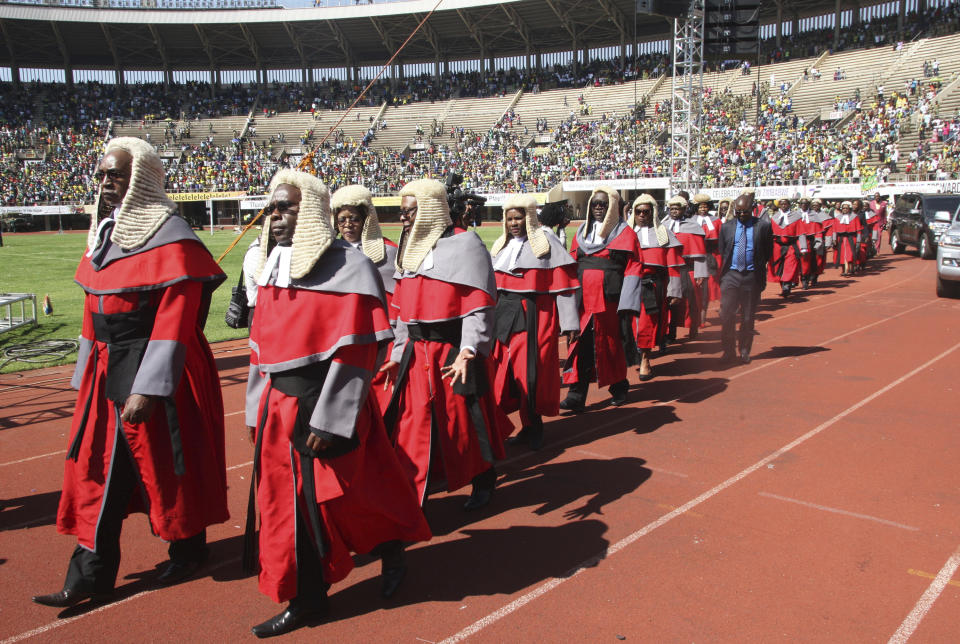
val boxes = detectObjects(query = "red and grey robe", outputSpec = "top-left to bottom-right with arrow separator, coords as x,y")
245,241 -> 430,603
768,209 -> 802,285
867,199 -> 887,252
818,210 -> 835,272
59,215 -> 229,550
491,231 -> 580,427
796,210 -> 823,279
631,225 -> 685,350
665,217 -> 708,332
563,220 -> 644,386
365,238 -> 399,412
385,230 -> 513,504
833,212 -> 863,265
696,213 -> 722,303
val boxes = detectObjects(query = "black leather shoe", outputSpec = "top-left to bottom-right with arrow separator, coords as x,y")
505,427 -> 530,446
637,371 -> 654,381
559,397 -> 585,414
463,468 -> 496,511
740,351 -> 751,364
157,548 -> 208,586
380,564 -> 407,599
610,390 -> 628,406
32,587 -> 107,608
251,599 -> 326,638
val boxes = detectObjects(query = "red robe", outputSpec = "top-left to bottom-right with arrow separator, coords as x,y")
697,215 -> 722,302
768,212 -> 801,285
248,253 -> 430,603
59,232 -> 228,549
667,220 -> 707,332
818,212 -> 835,273
564,224 -> 643,386
388,234 -> 512,503
833,213 -> 863,264
632,234 -> 685,350
368,238 -> 399,413
492,247 -> 579,426
796,213 -> 823,278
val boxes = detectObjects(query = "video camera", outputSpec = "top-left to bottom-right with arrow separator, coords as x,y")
445,172 -> 486,226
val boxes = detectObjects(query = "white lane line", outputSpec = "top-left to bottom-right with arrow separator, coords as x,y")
888,544 -> 960,644
0,556 -> 242,643
227,460 -> 253,472
500,298 -> 937,471
224,410 -> 245,417
438,340 -> 960,644
0,451 -> 67,468
757,492 -> 920,532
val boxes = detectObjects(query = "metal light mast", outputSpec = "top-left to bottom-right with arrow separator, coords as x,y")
669,0 -> 705,195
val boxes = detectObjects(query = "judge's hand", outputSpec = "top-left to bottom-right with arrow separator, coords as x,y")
440,349 -> 474,385
379,360 -> 398,387
305,433 -> 332,453
121,394 -> 157,424
667,297 -> 680,306
696,277 -> 705,286
247,426 -> 256,445
565,330 -> 580,345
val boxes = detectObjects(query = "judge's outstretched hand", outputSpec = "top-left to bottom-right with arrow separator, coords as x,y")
121,394 -> 157,424
306,433 -> 332,453
441,349 -> 474,386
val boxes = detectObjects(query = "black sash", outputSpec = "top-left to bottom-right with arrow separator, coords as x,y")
495,291 -> 539,426
577,250 -> 628,300
771,237 -> 801,278
382,320 -> 493,464
69,300 -> 186,477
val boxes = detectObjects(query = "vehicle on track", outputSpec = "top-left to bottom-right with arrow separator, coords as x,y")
935,204 -> 960,298
888,193 -> 960,259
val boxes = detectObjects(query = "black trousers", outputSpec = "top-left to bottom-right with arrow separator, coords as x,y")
719,270 -> 762,357
63,423 -> 207,593
565,320 -> 629,405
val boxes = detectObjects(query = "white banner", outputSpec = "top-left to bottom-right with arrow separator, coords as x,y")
240,196 -> 269,210
1,205 -> 78,215
562,177 -> 670,192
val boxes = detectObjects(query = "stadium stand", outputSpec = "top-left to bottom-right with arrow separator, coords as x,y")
3,2 -> 960,206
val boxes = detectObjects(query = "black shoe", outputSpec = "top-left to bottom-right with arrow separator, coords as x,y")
157,547 -> 209,586
525,423 -> 544,450
610,390 -> 628,406
252,597 -> 327,638
559,396 -> 585,414
506,426 -> 530,446
463,467 -> 496,511
637,371 -> 654,381
378,541 -> 406,599
32,587 -> 108,608
739,350 -> 751,364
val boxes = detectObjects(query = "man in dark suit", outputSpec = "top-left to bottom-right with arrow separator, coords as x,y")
718,193 -> 774,364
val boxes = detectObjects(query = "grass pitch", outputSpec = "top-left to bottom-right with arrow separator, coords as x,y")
0,223 -> 553,373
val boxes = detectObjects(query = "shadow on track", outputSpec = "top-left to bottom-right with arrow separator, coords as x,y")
327,519 -> 610,625
426,457 -> 652,536
0,490 -> 60,531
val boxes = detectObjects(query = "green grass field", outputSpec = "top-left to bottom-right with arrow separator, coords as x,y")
0,223 -> 563,373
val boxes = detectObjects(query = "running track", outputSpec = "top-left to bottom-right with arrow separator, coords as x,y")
1,251 -> 958,642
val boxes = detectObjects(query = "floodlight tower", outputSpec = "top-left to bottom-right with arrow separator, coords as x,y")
669,0 -> 705,195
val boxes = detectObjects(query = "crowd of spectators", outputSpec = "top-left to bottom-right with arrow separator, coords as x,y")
4,5 -> 960,205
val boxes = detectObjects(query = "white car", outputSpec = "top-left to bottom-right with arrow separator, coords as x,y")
935,205 -> 960,297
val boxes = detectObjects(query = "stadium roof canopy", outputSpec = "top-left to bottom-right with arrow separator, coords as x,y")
0,0 -> 865,74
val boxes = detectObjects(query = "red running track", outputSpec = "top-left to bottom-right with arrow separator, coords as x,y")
1,251 -> 958,643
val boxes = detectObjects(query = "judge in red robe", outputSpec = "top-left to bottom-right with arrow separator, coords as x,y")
35,138 -> 228,609
245,170 -> 430,638
330,184 -> 399,412
490,194 -> 579,450
833,201 -> 863,276
867,193 -> 888,255
812,199 -> 833,278
381,178 -> 512,511
664,195 -> 708,341
627,194 -> 685,380
561,186 -> 644,412
768,198 -> 803,297
795,198 -> 823,289
693,193 -> 721,323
